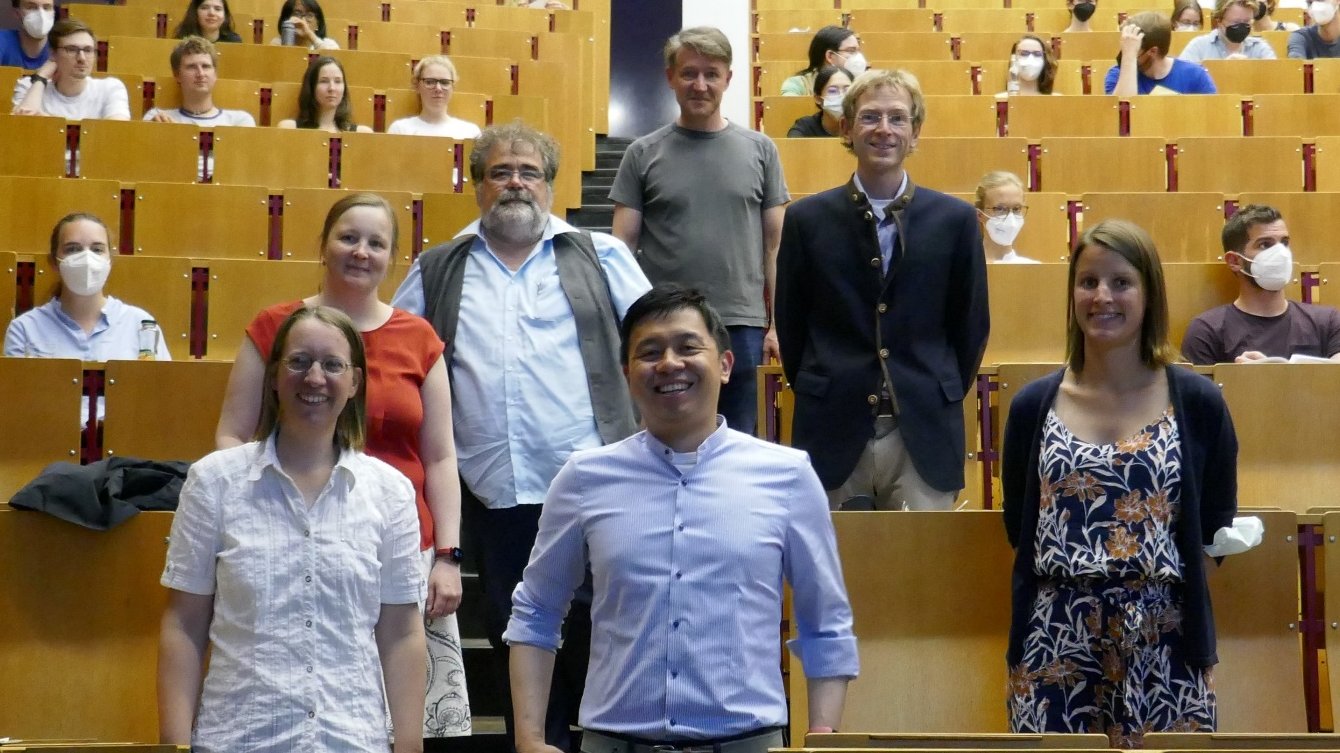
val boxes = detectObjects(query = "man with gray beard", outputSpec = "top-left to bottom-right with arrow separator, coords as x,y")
392,121 -> 650,752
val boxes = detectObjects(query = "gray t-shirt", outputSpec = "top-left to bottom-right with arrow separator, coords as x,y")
609,121 -> 789,327
1287,25 -> 1340,59
1181,301 -> 1340,364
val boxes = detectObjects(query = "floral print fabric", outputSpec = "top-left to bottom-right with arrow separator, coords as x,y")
1007,408 -> 1216,748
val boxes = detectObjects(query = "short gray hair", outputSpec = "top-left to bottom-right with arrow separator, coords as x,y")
663,26 -> 731,69
468,120 -> 561,186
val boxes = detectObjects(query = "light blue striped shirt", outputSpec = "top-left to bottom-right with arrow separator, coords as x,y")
390,216 -> 650,509
504,421 -> 860,739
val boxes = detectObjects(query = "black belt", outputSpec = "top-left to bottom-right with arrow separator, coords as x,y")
582,727 -> 785,753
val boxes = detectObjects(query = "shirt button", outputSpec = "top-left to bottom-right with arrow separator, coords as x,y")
671,670 -> 679,679
306,665 -> 313,673
672,620 -> 680,629
305,575 -> 312,583
879,348 -> 890,359
308,711 -> 315,719
675,571 -> 682,579
867,394 -> 878,405
305,620 -> 312,627
877,303 -> 888,314
677,525 -> 684,532
670,718 -> 678,726
680,479 -> 687,487
304,529 -> 310,537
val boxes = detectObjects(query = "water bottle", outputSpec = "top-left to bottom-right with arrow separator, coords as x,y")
280,17 -> 297,45
1007,56 -> 1021,96
138,319 -> 159,360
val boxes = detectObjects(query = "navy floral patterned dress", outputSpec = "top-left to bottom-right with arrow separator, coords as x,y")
1006,406 -> 1216,748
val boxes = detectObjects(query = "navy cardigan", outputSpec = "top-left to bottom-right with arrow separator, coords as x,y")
1001,365 -> 1238,668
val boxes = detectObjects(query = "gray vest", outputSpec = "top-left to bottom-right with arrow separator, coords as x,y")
418,231 -> 637,446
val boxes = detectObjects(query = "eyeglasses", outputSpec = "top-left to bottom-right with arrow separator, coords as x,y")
58,45 -> 96,57
855,111 -> 913,128
981,206 -> 1029,219
284,353 -> 350,376
486,166 -> 546,185
822,85 -> 850,96
292,10 -> 316,19
1015,49 -> 1045,59
418,77 -> 454,89
837,44 -> 861,55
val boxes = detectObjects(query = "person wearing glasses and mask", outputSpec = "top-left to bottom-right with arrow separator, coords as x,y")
388,55 -> 482,138
1179,0 -> 1276,61
216,193 -> 474,739
392,122 -> 650,753
788,65 -> 852,137
269,0 -> 338,49
11,18 -> 128,118
1254,0 -> 1298,33
781,25 -> 865,96
1174,0 -> 1205,29
975,172 -> 1039,264
1182,204 -> 1340,364
776,68 -> 989,512
998,35 -> 1060,95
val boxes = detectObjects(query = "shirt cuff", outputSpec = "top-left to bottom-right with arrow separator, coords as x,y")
787,635 -> 860,679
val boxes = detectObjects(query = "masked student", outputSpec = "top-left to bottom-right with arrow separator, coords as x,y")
0,0 -> 54,69
975,172 -> 1040,264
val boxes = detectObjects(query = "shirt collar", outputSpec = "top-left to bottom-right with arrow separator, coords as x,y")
247,432 -> 360,489
641,416 -> 729,466
851,170 -> 909,207
456,213 -> 571,267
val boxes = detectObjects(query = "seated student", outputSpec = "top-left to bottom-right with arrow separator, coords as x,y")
1288,0 -> 1340,57
277,55 -> 372,132
0,0 -> 55,69
1182,204 -> 1340,364
143,37 -> 254,126
1174,0 -> 1205,30
1106,12 -> 1217,94
787,65 -> 851,137
782,25 -> 864,96
975,171 -> 1040,263
172,0 -> 243,43
11,18 -> 129,119
1255,0 -> 1299,32
1179,0 -> 1277,61
387,55 -> 482,138
998,35 -> 1060,95
1063,0 -> 1099,32
268,0 -> 338,49
4,213 -> 172,419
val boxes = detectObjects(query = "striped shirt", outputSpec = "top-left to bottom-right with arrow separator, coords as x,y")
505,421 -> 859,739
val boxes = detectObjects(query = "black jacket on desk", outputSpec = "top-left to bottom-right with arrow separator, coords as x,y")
1001,365 -> 1238,668
775,176 -> 990,492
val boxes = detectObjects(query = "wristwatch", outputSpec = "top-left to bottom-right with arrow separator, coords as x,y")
435,546 -> 464,565
28,73 -> 49,87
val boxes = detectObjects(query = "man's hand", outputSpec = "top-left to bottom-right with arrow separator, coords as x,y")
37,60 -> 57,80
763,326 -> 781,365
1119,23 -> 1145,57
425,559 -> 462,619
148,109 -> 175,123
517,742 -> 565,753
1234,350 -> 1269,363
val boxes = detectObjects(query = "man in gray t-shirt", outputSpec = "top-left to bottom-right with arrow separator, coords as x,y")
142,36 -> 255,128
610,26 -> 788,437
1182,203 -> 1340,364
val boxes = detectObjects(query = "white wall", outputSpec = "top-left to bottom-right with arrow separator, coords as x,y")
681,0 -> 753,129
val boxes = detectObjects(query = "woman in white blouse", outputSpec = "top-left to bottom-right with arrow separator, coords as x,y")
387,56 -> 482,138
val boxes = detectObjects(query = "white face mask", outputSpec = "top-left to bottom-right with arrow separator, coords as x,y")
22,8 -> 54,39
59,249 -> 112,296
1015,57 -> 1045,81
821,94 -> 844,119
842,51 -> 868,77
1232,243 -> 1293,291
1310,0 -> 1337,25
984,212 -> 1025,247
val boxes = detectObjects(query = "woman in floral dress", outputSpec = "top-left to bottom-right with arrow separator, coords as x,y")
1001,219 -> 1238,748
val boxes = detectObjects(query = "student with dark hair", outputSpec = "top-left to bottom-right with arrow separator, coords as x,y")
1106,11 -> 1217,94
787,65 -> 851,137
269,0 -> 338,49
781,24 -> 864,95
0,0 -> 55,68
277,55 -> 371,132
172,0 -> 242,43
1003,219 -> 1238,748
11,18 -> 129,119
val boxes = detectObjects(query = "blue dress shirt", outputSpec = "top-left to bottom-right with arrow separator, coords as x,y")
504,421 -> 860,740
391,215 -> 650,509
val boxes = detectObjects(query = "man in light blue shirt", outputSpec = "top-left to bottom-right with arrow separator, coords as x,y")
391,121 -> 650,753
506,286 -> 858,753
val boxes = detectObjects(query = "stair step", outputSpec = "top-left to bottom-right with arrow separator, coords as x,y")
582,185 -> 612,203
595,153 -> 624,170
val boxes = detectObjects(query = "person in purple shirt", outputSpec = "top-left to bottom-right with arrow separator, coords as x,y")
1105,11 -> 1218,94
505,285 -> 858,753
0,0 -> 54,69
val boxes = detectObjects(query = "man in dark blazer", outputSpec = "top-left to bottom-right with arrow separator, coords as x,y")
775,68 -> 990,510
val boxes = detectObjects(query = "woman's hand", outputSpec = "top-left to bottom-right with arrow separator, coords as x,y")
425,558 -> 462,618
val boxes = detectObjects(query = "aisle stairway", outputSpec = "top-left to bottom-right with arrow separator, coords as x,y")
566,135 -> 633,233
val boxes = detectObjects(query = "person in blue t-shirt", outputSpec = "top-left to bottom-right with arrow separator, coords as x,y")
0,0 -> 54,69
1104,11 -> 1218,94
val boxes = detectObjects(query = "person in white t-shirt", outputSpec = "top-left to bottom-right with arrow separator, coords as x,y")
143,36 -> 254,127
387,55 -> 482,138
975,171 -> 1041,264
10,18 -> 129,119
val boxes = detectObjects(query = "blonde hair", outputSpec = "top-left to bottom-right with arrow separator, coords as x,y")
663,26 -> 731,68
974,171 -> 1025,210
1210,0 -> 1259,24
412,54 -> 458,85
